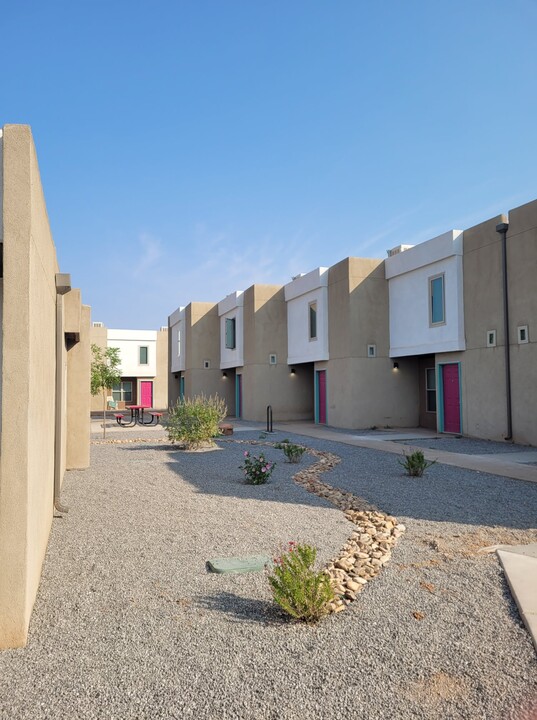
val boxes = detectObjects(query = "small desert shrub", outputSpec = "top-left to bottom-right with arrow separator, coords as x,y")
399,449 -> 436,477
268,542 -> 334,623
167,394 -> 227,448
279,442 -> 306,463
240,451 -> 275,484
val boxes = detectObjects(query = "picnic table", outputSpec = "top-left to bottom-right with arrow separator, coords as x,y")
114,405 -> 163,427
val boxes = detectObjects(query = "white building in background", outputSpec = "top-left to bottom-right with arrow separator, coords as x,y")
285,267 -> 329,365
386,230 -> 465,358
169,306 -> 186,375
219,291 -> 244,370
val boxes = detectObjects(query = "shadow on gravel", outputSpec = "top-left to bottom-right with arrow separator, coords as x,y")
194,592 -> 287,626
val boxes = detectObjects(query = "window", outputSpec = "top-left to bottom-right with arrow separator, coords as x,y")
112,381 -> 133,403
518,325 -> 529,344
203,360 -> 211,369
486,330 -> 497,348
367,344 -> 376,358
425,368 -> 436,413
309,302 -> 317,340
429,274 -> 445,325
139,346 -> 149,364
225,317 -> 236,349
177,330 -> 181,357
269,353 -> 277,365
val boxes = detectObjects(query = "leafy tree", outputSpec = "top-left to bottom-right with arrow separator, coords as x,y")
91,344 -> 122,438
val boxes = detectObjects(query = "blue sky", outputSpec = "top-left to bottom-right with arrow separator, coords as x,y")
2,1 -> 537,329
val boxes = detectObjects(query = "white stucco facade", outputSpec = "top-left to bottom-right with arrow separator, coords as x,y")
218,291 -> 244,369
169,306 -> 185,373
285,267 -> 329,364
108,329 -> 157,377
386,230 -> 465,357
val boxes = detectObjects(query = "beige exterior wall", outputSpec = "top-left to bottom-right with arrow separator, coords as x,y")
153,329 -> 168,409
327,258 -> 419,428
0,125 -> 90,649
66,301 -> 91,469
241,285 -> 312,422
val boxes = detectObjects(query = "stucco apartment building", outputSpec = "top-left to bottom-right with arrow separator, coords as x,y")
0,125 -> 91,649
169,198 -> 537,446
90,324 -> 168,411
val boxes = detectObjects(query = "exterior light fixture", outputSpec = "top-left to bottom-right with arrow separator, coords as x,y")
222,371 -> 227,378
393,362 -> 399,370
290,368 -> 296,375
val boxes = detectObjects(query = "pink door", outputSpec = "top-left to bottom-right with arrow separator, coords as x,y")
140,381 -> 153,407
317,370 -> 327,424
442,364 -> 460,433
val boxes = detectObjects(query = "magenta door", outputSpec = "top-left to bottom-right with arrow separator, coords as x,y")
442,364 -> 461,433
140,381 -> 153,407
317,370 -> 327,424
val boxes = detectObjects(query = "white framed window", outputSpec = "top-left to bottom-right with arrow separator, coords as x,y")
225,318 -> 236,349
486,330 -> 497,348
425,368 -> 436,413
429,274 -> 445,326
203,359 -> 211,369
309,302 -> 317,340
269,353 -> 277,365
139,346 -> 149,365
367,344 -> 376,358
517,325 -> 529,344
177,330 -> 181,358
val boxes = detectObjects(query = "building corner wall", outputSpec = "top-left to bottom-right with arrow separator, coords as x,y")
66,301 -> 91,469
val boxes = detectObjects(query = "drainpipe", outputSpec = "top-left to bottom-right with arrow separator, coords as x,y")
496,219 -> 512,441
54,273 -> 71,513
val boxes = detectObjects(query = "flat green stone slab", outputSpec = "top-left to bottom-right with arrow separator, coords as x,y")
206,555 -> 271,574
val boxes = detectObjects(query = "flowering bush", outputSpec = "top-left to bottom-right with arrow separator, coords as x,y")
240,451 -> 275,484
268,542 -> 334,623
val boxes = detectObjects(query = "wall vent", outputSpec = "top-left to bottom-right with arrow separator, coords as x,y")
160,326 -> 168,332
92,321 -> 104,327
386,244 -> 414,257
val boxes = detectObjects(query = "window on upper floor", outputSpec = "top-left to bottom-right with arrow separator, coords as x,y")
139,346 -> 149,364
225,317 -> 236,349
309,302 -> 317,340
177,330 -> 181,357
429,274 -> 445,326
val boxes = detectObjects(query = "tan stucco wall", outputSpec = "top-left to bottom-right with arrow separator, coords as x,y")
153,330 -> 168,409
327,258 -> 419,429
241,285 -> 312,422
0,125 -> 59,648
66,301 -> 91,469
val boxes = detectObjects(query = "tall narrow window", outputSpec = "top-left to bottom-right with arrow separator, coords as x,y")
225,317 -> 236,349
177,330 -> 181,357
309,302 -> 317,340
426,368 -> 437,412
139,346 -> 148,364
429,274 -> 445,325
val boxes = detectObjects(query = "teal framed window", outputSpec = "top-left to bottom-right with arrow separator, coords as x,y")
139,346 -> 149,364
112,381 -> 132,402
425,367 -> 436,412
225,318 -> 236,349
429,274 -> 445,325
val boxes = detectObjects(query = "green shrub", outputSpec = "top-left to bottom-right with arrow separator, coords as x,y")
167,394 -> 227,448
240,451 -> 275,484
279,443 -> 307,463
399,449 -> 436,477
268,542 -> 334,623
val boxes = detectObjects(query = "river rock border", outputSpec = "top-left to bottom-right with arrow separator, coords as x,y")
233,440 -> 406,614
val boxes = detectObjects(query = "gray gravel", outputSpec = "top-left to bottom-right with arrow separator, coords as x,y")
393,436 -> 537,455
0,430 -> 536,719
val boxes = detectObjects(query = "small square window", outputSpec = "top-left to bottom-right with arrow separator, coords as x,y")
139,346 -> 148,364
518,325 -> 529,344
367,344 -> 376,358
486,330 -> 497,348
269,354 -> 277,365
429,274 -> 445,326
203,360 -> 211,369
309,302 -> 317,340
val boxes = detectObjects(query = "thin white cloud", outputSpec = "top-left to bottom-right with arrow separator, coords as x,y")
131,233 -> 163,279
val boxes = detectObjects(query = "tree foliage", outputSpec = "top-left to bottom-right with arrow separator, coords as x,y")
91,344 -> 122,438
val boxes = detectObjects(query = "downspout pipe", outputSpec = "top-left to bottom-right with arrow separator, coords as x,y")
496,220 -> 512,441
54,273 -> 71,513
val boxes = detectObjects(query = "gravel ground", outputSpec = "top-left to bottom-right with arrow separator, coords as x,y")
0,430 -> 536,719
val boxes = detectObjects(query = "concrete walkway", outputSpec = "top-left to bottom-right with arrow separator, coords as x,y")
272,422 -> 537,653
